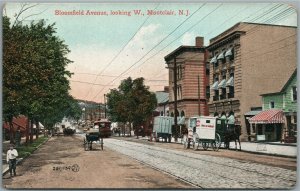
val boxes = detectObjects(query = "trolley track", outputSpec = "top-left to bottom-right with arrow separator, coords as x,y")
104,138 -> 296,189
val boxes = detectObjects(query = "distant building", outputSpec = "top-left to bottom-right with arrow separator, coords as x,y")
165,37 -> 209,122
206,22 -> 297,141
155,86 -> 169,116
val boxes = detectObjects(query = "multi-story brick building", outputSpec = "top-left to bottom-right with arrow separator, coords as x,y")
165,37 -> 209,120
206,22 -> 297,141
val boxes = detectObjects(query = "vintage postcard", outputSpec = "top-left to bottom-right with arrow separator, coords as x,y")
2,1 -> 297,190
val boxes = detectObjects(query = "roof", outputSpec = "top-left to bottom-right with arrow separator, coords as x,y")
155,91 -> 169,104
3,115 -> 28,132
209,22 -> 297,45
261,69 -> 297,96
164,46 -> 205,62
249,109 -> 285,124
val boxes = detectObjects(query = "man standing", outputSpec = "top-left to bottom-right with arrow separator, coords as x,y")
7,144 -> 18,177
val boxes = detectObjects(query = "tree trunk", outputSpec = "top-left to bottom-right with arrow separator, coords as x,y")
9,121 -> 14,144
30,120 -> 34,143
26,118 -> 29,144
36,121 -> 39,139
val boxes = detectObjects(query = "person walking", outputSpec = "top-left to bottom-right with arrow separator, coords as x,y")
7,144 -> 18,177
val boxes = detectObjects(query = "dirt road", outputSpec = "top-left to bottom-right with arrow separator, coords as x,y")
2,135 -> 193,189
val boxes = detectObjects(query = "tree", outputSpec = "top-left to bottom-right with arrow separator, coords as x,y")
106,77 -> 157,137
3,15 -> 76,142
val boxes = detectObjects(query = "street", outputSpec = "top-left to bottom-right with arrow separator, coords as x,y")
2,135 -> 297,189
2,135 -> 192,189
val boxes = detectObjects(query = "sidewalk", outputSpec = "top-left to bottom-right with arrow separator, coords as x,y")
2,135 -> 43,175
134,136 -> 297,158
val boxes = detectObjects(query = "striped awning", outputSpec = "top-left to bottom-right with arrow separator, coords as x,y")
225,48 -> 233,57
210,56 -> 217,64
211,81 -> 218,90
217,52 -> 225,60
218,79 -> 226,88
249,109 -> 285,124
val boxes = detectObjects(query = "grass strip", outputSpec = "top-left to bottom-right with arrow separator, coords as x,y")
17,136 -> 48,158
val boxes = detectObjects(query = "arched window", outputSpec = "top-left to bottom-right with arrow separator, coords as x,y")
214,112 -> 219,117
181,110 -> 185,117
175,109 -> 179,117
171,112 -> 174,117
160,111 -> 164,116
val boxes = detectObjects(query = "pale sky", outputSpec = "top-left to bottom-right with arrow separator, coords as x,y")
3,2 -> 297,103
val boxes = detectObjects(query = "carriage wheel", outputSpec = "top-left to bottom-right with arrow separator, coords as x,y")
193,141 -> 199,151
183,135 -> 188,149
213,133 -> 221,151
202,142 -> 209,150
100,138 -> 103,150
83,138 -> 88,151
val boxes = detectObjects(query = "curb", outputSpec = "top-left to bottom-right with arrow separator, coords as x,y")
2,136 -> 51,176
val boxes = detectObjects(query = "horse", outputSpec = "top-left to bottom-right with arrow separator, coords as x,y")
224,125 -> 241,151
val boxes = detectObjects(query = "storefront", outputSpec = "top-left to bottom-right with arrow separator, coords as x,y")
248,109 -> 285,142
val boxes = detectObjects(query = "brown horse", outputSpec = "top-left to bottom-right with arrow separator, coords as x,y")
224,125 -> 241,151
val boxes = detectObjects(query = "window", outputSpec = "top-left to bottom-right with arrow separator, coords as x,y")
220,88 -> 226,100
206,63 -> 210,76
181,110 -> 185,117
270,101 -> 275,108
292,86 -> 297,101
206,86 -> 210,99
228,86 -> 234,98
214,90 -> 219,101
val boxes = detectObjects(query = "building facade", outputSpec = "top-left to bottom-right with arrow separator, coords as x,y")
206,22 -> 297,141
259,70 -> 297,142
165,37 -> 209,121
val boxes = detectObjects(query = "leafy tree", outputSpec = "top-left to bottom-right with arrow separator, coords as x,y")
106,77 -> 157,137
3,16 -> 79,142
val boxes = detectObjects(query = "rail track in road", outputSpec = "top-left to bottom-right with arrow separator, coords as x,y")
104,139 -> 296,189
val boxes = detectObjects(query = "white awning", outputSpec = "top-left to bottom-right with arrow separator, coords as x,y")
225,48 -> 233,57
210,56 -> 217,64
211,81 -> 218,90
218,79 -> 226,88
226,76 -> 234,86
217,52 -> 224,60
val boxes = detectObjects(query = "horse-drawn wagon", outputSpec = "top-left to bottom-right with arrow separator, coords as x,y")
183,116 -> 221,151
83,119 -> 112,151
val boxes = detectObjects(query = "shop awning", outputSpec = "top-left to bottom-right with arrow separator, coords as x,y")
249,109 -> 285,124
217,52 -> 224,60
225,48 -> 233,57
211,81 -> 219,90
210,56 -> 217,64
226,76 -> 234,86
218,79 -> 226,88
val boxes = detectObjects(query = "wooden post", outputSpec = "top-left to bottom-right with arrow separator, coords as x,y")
173,57 -> 178,142
198,75 -> 201,116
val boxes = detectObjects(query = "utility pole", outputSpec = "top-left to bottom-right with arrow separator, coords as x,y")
104,94 -> 106,118
198,75 -> 201,116
173,57 -> 178,141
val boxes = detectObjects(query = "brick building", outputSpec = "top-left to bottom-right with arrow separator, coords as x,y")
206,22 -> 297,141
165,37 -> 209,121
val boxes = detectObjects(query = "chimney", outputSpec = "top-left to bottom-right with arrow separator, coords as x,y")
195,36 -> 204,47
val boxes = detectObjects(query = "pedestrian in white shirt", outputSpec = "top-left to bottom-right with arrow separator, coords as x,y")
7,144 -> 18,177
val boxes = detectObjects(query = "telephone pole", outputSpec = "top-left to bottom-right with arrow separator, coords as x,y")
173,57 -> 178,141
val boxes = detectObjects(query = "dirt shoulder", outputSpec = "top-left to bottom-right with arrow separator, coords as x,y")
115,136 -> 297,171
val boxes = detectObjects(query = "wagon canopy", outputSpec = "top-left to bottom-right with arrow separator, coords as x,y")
249,109 -> 284,124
